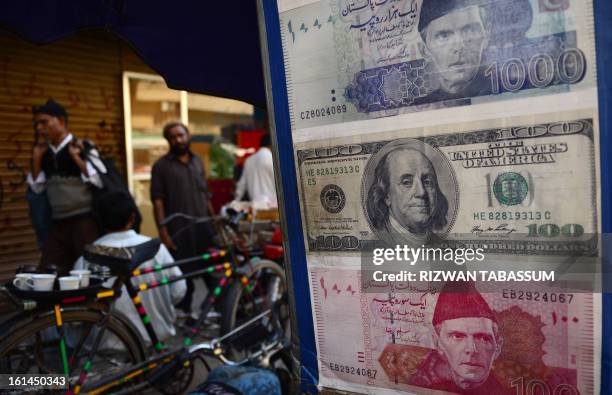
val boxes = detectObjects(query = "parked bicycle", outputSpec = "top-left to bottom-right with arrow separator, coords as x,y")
164,209 -> 286,335
0,210 -> 289,394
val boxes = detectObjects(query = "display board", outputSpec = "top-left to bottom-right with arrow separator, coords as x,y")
258,0 -> 612,393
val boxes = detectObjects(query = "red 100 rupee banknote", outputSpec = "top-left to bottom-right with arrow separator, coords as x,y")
310,267 -> 598,394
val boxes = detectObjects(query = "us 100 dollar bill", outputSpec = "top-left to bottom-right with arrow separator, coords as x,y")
296,116 -> 597,254
310,267 -> 597,394
280,0 -> 595,129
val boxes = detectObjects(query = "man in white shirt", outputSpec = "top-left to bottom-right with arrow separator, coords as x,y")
74,191 -> 186,343
28,99 -> 104,275
235,134 -> 277,208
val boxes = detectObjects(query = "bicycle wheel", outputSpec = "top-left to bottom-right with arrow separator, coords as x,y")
0,308 -> 145,392
220,259 -> 289,361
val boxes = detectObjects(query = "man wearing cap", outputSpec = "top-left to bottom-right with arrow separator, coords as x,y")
28,99 -> 103,275
416,0 -> 492,104
408,281 -> 508,394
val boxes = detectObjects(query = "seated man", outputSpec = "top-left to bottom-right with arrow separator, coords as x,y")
74,190 -> 186,343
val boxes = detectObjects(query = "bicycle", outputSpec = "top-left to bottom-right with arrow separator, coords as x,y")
202,208 -> 279,260
163,210 -> 287,335
0,212 -> 289,394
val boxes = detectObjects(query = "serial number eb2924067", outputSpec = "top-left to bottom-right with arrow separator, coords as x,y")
328,362 -> 377,378
502,289 -> 574,303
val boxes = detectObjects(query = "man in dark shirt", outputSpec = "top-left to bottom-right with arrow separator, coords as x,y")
28,99 -> 102,275
151,122 -> 215,315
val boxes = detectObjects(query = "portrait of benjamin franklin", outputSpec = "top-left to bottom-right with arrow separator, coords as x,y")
363,139 -> 457,246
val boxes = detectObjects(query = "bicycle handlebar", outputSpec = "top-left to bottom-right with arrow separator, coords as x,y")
144,296 -> 287,388
160,209 -> 251,246
189,294 -> 288,365
159,212 -> 216,227
160,208 -> 250,227
0,286 -> 37,312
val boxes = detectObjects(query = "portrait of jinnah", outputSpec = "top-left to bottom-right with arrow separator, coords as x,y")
416,0 -> 493,103
409,281 -> 507,394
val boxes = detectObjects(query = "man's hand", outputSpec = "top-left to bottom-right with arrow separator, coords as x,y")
32,142 -> 48,158
159,226 -> 177,251
31,141 -> 48,179
68,139 -> 84,159
68,139 -> 90,177
153,198 -> 177,251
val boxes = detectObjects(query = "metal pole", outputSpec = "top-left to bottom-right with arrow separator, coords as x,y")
256,1 -> 313,392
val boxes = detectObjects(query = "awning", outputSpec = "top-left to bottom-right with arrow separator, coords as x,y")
0,0 -> 266,106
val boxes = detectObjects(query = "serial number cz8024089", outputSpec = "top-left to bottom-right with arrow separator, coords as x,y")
0,374 -> 67,389
300,105 -> 347,120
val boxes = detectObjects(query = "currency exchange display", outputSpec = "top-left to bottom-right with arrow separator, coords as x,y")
271,0 -> 601,393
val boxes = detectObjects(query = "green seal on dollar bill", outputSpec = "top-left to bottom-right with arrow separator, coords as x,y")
493,172 -> 528,206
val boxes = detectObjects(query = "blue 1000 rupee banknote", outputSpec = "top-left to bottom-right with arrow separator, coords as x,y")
280,0 -> 595,129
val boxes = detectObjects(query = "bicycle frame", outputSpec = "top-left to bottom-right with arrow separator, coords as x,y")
164,211 -> 278,262
66,248 -> 257,394
3,212 -> 287,394
81,302 -> 288,395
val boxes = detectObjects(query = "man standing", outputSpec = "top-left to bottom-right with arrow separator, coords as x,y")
28,99 -> 102,275
151,122 -> 215,315
235,134 -> 277,208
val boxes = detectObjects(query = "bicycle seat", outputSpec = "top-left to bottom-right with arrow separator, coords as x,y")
83,239 -> 161,274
